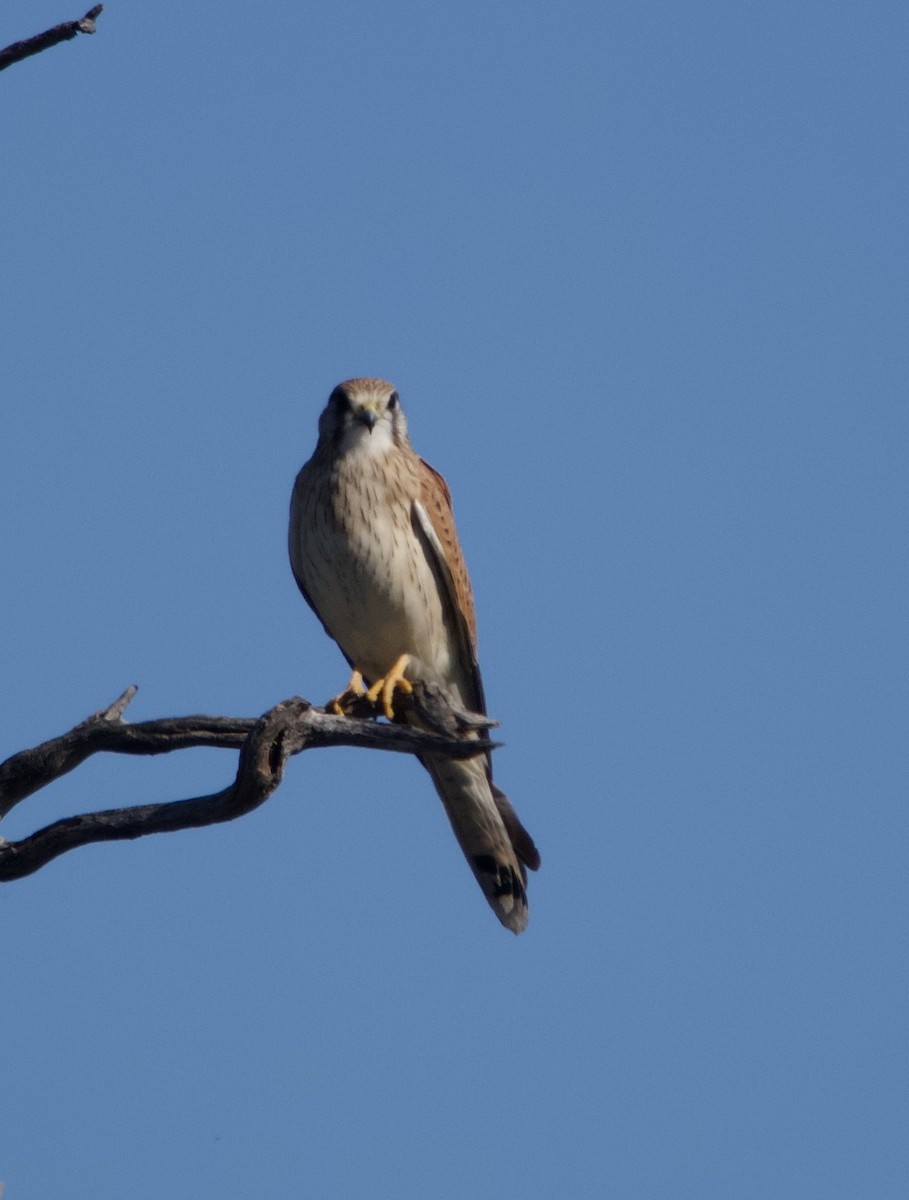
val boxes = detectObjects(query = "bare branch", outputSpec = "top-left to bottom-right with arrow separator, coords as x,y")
0,5 -> 103,74
0,684 -> 498,882
0,686 -> 252,819
0,698 -> 307,881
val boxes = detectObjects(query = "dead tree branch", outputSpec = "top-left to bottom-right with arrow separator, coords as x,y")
0,5 -> 103,74
0,685 -> 497,882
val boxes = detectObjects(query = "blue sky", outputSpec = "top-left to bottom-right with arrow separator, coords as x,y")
2,2 -> 907,1196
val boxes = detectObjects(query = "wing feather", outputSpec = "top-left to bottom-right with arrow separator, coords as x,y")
412,458 -> 485,718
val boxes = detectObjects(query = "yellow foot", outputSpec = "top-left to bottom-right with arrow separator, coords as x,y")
366,654 -> 413,720
328,670 -> 367,715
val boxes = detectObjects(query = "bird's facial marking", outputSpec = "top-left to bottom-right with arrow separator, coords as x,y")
320,386 -> 353,444
328,385 -> 350,413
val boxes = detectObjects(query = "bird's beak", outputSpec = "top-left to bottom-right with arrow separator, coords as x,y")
354,405 -> 378,432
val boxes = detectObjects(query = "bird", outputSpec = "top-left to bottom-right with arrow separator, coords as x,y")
288,378 -> 540,933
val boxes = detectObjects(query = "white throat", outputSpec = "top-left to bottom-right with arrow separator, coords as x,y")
338,418 -> 395,459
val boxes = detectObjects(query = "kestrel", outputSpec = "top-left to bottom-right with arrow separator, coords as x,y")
289,378 -> 540,933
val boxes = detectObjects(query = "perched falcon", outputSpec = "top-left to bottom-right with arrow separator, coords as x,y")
289,378 -> 540,933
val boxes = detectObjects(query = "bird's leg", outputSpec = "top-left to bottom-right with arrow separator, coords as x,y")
365,654 -> 413,720
327,669 -> 367,716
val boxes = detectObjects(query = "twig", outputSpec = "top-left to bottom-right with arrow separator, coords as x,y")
0,5 -> 103,74
0,685 -> 498,881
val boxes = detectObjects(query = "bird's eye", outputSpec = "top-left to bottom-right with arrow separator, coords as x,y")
388,392 -> 399,411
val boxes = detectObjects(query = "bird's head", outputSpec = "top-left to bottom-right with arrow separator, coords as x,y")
318,377 -> 409,455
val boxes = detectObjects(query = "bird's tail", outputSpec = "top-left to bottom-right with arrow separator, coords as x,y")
422,753 -> 540,934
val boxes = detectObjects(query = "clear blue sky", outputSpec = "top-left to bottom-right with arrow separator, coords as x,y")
3,2 -> 907,1196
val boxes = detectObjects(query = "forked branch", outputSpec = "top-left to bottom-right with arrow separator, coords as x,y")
0,685 -> 497,882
